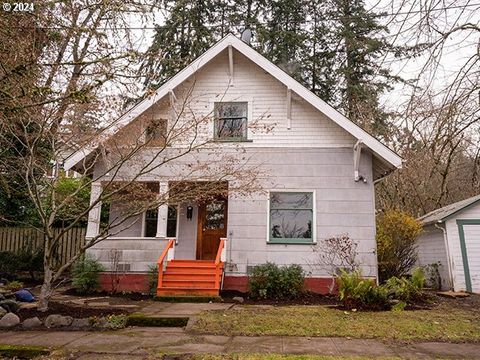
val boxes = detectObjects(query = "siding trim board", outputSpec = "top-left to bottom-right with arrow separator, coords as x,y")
456,219 -> 480,292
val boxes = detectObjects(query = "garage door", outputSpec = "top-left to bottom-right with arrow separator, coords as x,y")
458,221 -> 480,293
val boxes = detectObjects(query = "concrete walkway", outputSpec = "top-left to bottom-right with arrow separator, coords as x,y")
1,327 -> 480,359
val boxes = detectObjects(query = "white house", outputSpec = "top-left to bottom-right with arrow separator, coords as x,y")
417,195 -> 480,293
65,34 -> 402,296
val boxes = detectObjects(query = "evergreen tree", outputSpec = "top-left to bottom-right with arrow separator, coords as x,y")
141,0 -> 217,90
327,0 -> 399,136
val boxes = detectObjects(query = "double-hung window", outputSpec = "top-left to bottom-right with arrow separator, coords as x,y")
214,102 -> 248,141
269,192 -> 314,244
144,206 -> 178,238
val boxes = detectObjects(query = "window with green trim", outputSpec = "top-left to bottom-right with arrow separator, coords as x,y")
269,192 -> 313,243
214,102 -> 248,141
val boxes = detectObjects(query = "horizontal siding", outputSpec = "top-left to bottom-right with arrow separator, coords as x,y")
416,225 -> 450,289
445,202 -> 480,292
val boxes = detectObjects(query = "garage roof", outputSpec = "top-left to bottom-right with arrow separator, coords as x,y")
418,194 -> 480,225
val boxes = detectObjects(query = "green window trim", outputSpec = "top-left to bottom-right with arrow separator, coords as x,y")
456,219 -> 480,293
268,191 -> 314,244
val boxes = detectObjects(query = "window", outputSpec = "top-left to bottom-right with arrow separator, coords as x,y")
269,192 -> 314,243
214,102 -> 248,141
167,206 -> 177,237
145,119 -> 167,147
144,206 -> 178,238
144,209 -> 158,237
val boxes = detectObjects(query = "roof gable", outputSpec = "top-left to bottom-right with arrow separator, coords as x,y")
65,34 -> 402,171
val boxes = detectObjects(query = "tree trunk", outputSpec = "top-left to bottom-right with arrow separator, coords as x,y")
38,267 -> 53,312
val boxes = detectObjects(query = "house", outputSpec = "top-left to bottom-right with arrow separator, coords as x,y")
417,195 -> 480,293
65,34 -> 402,296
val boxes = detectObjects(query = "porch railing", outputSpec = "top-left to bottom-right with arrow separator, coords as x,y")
156,238 -> 176,289
215,237 -> 227,289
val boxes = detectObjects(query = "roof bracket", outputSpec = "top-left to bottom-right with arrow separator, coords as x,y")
354,140 -> 366,183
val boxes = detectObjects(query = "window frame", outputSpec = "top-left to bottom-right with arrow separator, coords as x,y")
212,99 -> 253,142
144,118 -> 168,147
266,190 -> 316,245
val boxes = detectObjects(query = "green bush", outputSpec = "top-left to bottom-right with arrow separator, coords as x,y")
148,264 -> 158,297
0,247 -> 44,280
71,254 -> 105,294
338,268 -> 426,311
337,270 -> 388,310
248,262 -> 305,300
376,210 -> 422,281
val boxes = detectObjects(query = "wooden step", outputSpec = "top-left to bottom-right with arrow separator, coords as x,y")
167,261 -> 218,268
162,279 -> 216,288
157,287 -> 220,296
163,272 -> 217,281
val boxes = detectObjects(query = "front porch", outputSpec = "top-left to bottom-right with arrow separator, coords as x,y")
85,181 -> 230,296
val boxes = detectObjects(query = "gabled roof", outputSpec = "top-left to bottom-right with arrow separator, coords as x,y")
65,34 -> 402,171
418,194 -> 480,225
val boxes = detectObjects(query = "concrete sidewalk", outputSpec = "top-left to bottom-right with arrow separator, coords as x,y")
1,327 -> 480,359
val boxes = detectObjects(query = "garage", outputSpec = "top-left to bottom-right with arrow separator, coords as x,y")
417,195 -> 480,293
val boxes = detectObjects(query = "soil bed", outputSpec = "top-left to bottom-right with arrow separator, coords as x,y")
17,301 -> 132,321
220,290 -> 339,306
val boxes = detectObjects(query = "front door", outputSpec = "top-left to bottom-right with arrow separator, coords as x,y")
196,197 -> 228,260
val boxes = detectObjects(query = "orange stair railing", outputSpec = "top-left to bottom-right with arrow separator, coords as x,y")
157,238 -> 175,290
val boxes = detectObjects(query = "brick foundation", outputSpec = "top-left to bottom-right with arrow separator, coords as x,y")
98,273 -> 339,295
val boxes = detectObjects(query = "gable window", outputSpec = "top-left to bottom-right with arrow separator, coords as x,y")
269,192 -> 314,244
214,102 -> 248,141
144,206 -> 178,238
145,119 -> 167,147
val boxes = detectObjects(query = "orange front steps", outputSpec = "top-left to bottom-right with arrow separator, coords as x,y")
157,260 -> 224,296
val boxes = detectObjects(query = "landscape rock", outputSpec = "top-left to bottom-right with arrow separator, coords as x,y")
0,312 -> 20,328
70,318 -> 91,329
22,317 -> 42,329
45,314 -> 73,328
0,299 -> 19,313
232,296 -> 244,303
0,307 -> 6,317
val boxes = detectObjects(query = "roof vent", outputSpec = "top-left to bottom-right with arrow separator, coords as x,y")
241,28 -> 252,45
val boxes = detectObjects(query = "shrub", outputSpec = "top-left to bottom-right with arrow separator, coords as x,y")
148,264 -> 158,297
337,270 -> 388,310
249,262 -> 305,300
4,280 -> 24,291
0,247 -> 44,281
71,254 -> 105,294
338,268 -> 426,311
376,210 -> 423,281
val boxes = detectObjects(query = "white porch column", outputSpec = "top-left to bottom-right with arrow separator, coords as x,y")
156,181 -> 169,238
86,181 -> 102,238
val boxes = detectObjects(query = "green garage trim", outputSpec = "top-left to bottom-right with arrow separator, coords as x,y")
456,219 -> 480,293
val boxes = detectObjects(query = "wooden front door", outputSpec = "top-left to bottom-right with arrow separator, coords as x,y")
196,197 -> 228,260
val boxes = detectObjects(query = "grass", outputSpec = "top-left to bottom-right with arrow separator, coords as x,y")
159,355 -> 402,360
127,314 -> 189,327
0,345 -> 50,359
191,305 -> 480,342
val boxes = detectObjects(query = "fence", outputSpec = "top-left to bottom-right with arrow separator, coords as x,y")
0,227 -> 86,266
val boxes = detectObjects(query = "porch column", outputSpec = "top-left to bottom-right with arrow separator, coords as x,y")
86,181 -> 102,238
156,181 -> 169,238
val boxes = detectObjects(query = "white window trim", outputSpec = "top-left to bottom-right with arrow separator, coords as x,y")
211,96 -> 254,140
266,189 -> 317,244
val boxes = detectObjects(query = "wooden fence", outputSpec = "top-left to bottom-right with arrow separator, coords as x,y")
0,227 -> 86,266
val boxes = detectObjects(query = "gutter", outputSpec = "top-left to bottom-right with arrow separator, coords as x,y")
434,220 -> 454,290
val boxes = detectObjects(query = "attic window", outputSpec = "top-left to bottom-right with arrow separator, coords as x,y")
145,119 -> 167,147
214,102 -> 248,141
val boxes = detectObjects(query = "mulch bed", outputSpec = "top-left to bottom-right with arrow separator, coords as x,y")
17,301 -> 131,322
220,290 -> 340,306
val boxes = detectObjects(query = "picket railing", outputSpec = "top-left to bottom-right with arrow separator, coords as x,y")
0,227 -> 86,266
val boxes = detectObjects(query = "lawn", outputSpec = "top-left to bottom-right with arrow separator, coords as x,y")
191,304 -> 480,342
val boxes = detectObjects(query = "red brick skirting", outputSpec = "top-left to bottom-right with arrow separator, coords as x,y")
98,273 -> 150,293
98,273 -> 338,295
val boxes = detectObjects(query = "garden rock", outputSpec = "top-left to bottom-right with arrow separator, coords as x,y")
45,314 -> 73,328
0,307 -> 6,317
71,318 -> 91,329
0,312 -> 20,328
0,299 -> 19,313
22,317 -> 42,329
232,296 -> 244,303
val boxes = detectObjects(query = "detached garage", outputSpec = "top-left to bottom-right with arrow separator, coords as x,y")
417,195 -> 480,293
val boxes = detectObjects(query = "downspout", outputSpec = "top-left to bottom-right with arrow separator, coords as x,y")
435,221 -> 454,290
